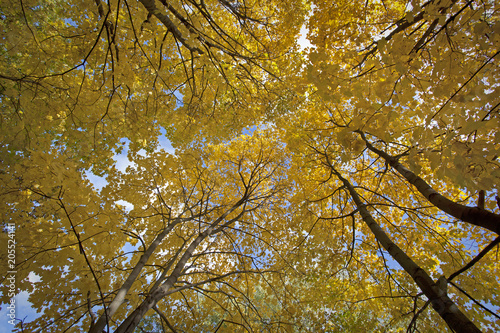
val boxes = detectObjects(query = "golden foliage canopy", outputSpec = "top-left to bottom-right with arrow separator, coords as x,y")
1,0 -> 499,332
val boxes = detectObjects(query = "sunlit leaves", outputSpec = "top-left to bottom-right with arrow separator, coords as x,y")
1,0 -> 500,332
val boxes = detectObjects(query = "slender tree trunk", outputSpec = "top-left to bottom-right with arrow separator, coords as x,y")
114,233 -> 206,333
89,218 -> 185,333
115,198 -> 247,333
331,165 -> 482,333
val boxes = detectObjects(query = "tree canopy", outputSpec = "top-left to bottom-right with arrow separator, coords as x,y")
1,0 -> 499,332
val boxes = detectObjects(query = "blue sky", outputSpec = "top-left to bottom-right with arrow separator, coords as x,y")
1,273 -> 41,332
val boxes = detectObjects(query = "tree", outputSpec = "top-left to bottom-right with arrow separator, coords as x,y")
1,0 -> 307,331
1,0 -> 500,332
282,0 -> 500,331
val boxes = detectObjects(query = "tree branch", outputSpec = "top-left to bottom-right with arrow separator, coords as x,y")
357,131 -> 500,234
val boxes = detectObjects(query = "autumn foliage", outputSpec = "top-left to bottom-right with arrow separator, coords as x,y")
1,0 -> 499,332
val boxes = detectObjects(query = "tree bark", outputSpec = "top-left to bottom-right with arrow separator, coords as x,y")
330,165 -> 482,333
114,198 -> 247,333
357,131 -> 500,234
89,217 -> 185,333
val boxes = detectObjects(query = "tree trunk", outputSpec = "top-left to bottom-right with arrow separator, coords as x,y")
331,166 -> 482,333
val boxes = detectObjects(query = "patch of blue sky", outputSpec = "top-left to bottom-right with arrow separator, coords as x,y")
84,170 -> 108,192
158,127 -> 176,154
115,199 -> 134,212
84,126 -> 175,193
297,24 -> 313,51
174,91 -> 184,110
296,4 -> 315,52
63,18 -> 78,27
0,273 -> 42,333
113,138 -> 135,173
242,125 -> 258,136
